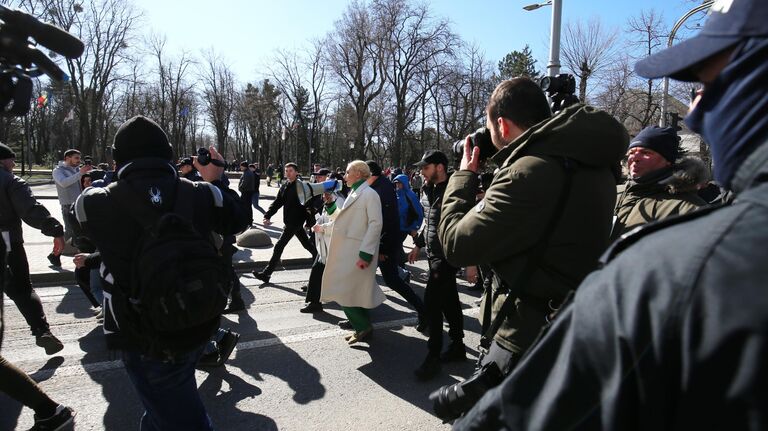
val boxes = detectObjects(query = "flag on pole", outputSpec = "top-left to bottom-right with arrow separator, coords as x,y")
63,108 -> 74,123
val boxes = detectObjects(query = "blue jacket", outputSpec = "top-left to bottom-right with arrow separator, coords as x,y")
369,175 -> 401,254
394,174 -> 423,233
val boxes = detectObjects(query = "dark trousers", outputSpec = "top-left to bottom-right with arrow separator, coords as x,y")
5,243 -> 49,334
425,258 -> 464,356
305,258 -> 325,304
378,251 -> 425,315
123,347 -> 213,431
240,191 -> 254,223
264,224 -> 317,274
0,354 -> 57,415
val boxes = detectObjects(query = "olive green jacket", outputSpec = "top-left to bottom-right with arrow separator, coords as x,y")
611,158 -> 708,242
439,104 -> 628,354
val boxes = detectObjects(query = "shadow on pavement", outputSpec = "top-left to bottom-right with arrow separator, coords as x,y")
79,326 -> 144,430
357,315 -> 481,415
228,331 -> 326,406
199,368 -> 277,431
55,284 -> 96,319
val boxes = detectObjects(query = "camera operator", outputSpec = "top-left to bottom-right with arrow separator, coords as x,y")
434,77 -> 628,421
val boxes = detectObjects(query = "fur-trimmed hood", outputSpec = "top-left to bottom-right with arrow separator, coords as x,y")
662,157 -> 711,194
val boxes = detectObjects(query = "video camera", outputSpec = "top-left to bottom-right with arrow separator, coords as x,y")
0,6 -> 84,116
195,147 -> 226,168
540,73 -> 579,114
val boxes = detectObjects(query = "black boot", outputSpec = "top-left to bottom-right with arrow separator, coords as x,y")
414,354 -> 441,381
440,341 -> 467,362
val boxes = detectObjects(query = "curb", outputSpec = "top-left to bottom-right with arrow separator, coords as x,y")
31,256 -> 315,287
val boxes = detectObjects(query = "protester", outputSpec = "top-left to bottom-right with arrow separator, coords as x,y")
361,160 -> 427,330
454,1 -> 768,428
0,143 -> 66,355
315,160 -> 384,344
302,173 -> 348,313
249,163 -> 265,214
392,172 -> 424,277
52,149 -> 92,247
254,163 -> 318,283
408,150 -> 467,381
238,161 -> 256,222
611,126 -> 707,241
75,115 -> 250,430
0,235 -> 75,430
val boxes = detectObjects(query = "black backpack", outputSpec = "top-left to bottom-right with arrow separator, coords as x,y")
109,180 -> 229,355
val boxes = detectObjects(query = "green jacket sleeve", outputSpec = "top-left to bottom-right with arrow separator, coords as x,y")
438,159 -> 565,267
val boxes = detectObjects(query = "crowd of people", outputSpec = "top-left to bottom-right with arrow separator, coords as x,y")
0,1 -> 767,429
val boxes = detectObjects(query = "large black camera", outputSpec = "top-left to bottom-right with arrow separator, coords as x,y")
0,6 -> 84,116
195,147 -> 225,167
539,73 -> 579,114
451,127 -> 496,168
429,361 -> 505,423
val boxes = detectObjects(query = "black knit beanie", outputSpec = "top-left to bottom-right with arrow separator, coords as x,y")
0,142 -> 15,159
628,126 -> 680,163
112,116 -> 172,165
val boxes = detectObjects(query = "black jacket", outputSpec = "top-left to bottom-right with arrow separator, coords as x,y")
238,169 -> 255,193
0,168 -> 63,244
415,175 -> 450,260
368,175 -> 400,254
75,158 -> 249,353
265,180 -> 307,227
454,141 -> 768,431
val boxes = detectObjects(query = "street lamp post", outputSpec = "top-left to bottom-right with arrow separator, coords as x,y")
660,1 -> 714,126
523,0 -> 561,77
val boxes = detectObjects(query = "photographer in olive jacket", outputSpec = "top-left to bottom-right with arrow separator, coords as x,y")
436,77 -> 627,419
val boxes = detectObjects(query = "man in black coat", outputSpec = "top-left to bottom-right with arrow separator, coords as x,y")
254,163 -> 317,283
0,143 -> 66,355
75,116 -> 250,430
352,161 -> 425,328
454,2 -> 768,429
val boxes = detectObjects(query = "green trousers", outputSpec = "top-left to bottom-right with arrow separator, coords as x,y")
342,307 -> 371,332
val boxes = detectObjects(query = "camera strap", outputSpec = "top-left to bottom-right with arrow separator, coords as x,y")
479,157 -> 575,351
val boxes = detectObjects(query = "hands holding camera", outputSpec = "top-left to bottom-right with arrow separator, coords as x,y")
193,146 -> 225,182
461,136 -> 481,174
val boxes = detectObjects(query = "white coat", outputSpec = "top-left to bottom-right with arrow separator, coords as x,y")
320,181 -> 385,308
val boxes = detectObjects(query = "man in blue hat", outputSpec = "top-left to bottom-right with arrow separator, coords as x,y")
610,126 -> 708,241
453,0 -> 768,428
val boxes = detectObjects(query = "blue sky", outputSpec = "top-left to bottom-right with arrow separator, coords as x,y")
132,0 -> 704,83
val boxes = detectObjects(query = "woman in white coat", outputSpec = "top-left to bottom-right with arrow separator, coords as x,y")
313,160 -> 384,344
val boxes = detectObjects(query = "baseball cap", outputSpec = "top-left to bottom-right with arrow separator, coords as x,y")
313,168 -> 332,176
413,150 -> 449,168
635,0 -> 768,81
177,157 -> 193,168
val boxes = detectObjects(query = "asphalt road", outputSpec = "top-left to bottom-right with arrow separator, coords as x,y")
1,263 -> 484,431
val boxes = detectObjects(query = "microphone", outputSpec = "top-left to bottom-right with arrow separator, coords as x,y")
0,6 -> 84,58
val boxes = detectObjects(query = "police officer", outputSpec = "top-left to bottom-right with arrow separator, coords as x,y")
0,142 -> 66,354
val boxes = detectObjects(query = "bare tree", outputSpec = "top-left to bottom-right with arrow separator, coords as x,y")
438,43 -> 494,143
200,50 -> 236,158
625,9 -> 668,130
43,0 -> 141,159
561,17 -> 618,102
372,0 -> 457,166
326,0 -> 389,159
